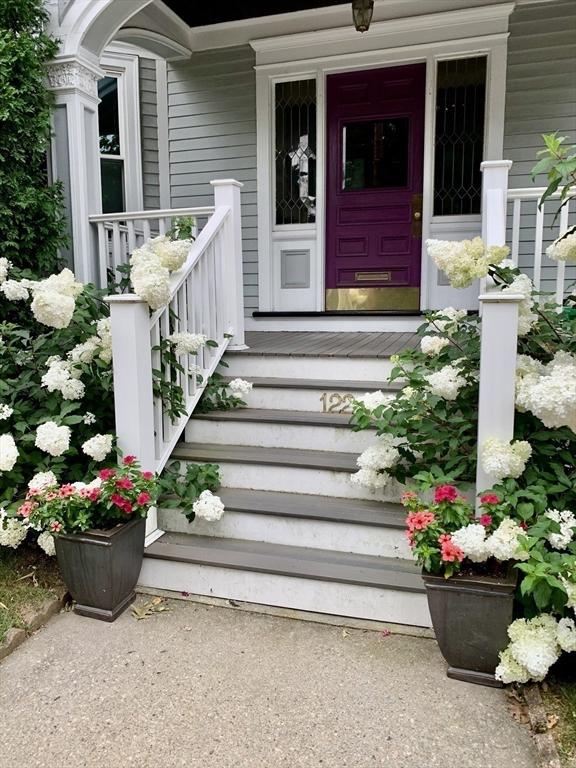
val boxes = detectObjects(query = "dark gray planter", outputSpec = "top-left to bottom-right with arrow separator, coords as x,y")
422,568 -> 517,687
54,517 -> 145,622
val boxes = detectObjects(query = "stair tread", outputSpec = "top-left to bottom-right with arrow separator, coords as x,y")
225,331 -> 419,358
193,408 -> 369,428
145,533 -> 423,592
185,488 -> 405,528
173,443 -> 359,472
221,377 -> 401,392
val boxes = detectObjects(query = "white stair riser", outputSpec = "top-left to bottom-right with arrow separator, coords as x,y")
185,419 -> 373,452
245,317 -> 422,333
181,460 -> 403,502
223,354 -> 392,382
139,559 -> 432,628
158,508 -> 411,559
241,386 -> 388,413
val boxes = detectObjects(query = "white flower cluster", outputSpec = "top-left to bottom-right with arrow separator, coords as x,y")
193,490 -> 225,522
228,379 -> 253,398
0,404 -> 13,420
427,307 -> 467,334
354,390 -> 394,411
35,421 -> 71,457
451,518 -> 529,563
28,471 -> 58,493
0,258 -> 11,284
425,363 -> 467,401
420,336 -> 450,356
426,238 -> 509,288
501,272 -> 537,336
351,435 -> 399,490
480,437 -> 532,480
496,614 -> 576,684
546,228 -> 576,264
82,433 -> 113,462
30,268 -> 84,329
68,318 -> 112,365
167,332 -> 207,358
41,356 -> 85,401
37,531 -> 56,557
0,508 -> 28,549
130,235 -> 192,310
561,576 -> 576,611
1,279 -> 29,301
544,509 -> 576,550
0,434 -> 18,472
516,351 -> 576,433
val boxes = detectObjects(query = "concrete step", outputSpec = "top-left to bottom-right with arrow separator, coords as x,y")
185,408 -> 375,451
159,488 -> 410,558
171,443 -> 403,502
140,533 -> 431,627
223,353 -> 394,382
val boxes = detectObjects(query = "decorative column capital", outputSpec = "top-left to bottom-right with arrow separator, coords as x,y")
46,59 -> 103,98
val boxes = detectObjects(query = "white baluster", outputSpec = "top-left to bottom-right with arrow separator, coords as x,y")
533,203 -> 544,295
511,198 -> 521,266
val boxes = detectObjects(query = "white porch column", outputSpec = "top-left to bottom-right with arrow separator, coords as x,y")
210,179 -> 248,350
47,57 -> 104,285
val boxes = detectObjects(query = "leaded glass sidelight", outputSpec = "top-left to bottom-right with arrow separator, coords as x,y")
275,79 -> 317,225
434,57 -> 487,217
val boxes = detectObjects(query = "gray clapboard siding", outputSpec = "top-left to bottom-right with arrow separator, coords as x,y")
167,46 -> 258,315
504,0 -> 576,292
139,58 -> 160,210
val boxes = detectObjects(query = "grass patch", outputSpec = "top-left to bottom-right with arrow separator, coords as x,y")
0,545 -> 63,643
542,661 -> 576,767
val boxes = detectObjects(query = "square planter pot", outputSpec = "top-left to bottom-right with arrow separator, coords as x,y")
422,568 -> 517,687
54,517 -> 146,622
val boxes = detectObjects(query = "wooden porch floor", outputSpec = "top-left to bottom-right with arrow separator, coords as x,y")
230,332 -> 419,358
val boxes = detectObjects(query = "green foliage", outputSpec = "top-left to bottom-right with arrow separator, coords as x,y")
196,362 -> 247,414
168,216 -> 197,241
157,460 -> 221,521
532,132 -> 576,214
0,0 -> 68,273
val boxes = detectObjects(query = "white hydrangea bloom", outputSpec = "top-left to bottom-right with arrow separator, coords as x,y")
0,257 -> 11,284
0,434 -> 18,472
41,357 -> 84,401
546,228 -> 576,263
28,471 -> 58,492
96,318 -> 112,363
167,332 -> 207,357
0,404 -> 13,420
450,523 -> 490,563
560,576 -> 576,611
505,615 -> 561,681
83,412 -> 96,425
148,235 -> 192,271
515,351 -> 576,433
426,237 -> 509,288
228,378 -> 253,398
39,268 -> 83,298
356,435 -> 399,473
350,467 -> 391,490
481,437 -> 532,480
495,647 -> 532,685
544,509 -> 576,550
502,273 -> 537,336
68,336 -> 100,364
193,490 -> 225,522
37,531 -> 56,557
485,518 -> 529,561
557,617 -> 576,653
35,421 -> 71,457
0,509 -> 28,549
420,336 -> 450,356
354,390 -> 394,411
425,363 -> 467,401
61,378 -> 85,401
1,280 -> 29,301
427,307 -> 467,334
82,434 -> 113,462
31,290 -> 75,329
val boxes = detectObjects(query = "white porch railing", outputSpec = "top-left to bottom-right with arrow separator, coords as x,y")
106,180 -> 246,543
88,206 -> 215,288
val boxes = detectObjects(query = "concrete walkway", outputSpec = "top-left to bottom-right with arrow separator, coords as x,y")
0,598 -> 536,768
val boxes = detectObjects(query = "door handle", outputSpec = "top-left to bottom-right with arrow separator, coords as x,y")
411,194 -> 423,236
414,212 -> 421,220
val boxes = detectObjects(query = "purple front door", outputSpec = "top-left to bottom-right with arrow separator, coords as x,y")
325,64 -> 426,311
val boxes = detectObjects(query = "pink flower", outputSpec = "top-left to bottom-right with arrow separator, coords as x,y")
479,514 -> 493,527
50,521 -> 62,533
115,477 -> 134,491
123,455 -> 136,465
141,471 -> 154,480
59,484 -> 76,498
480,493 -> 500,505
405,530 -> 415,548
19,501 -> 38,518
45,492 -> 58,501
88,488 -> 101,502
439,535 -> 464,563
434,485 -> 459,503
401,491 -> 418,504
406,510 -> 435,532
136,492 -> 151,506
99,468 -> 116,481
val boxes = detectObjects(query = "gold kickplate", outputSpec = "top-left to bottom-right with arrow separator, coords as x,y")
325,287 -> 420,311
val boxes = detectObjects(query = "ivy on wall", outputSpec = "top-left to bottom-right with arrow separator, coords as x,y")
0,0 -> 67,274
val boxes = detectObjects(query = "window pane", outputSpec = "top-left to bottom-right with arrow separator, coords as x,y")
434,56 -> 487,216
343,118 -> 409,190
100,158 -> 125,213
275,80 -> 316,225
98,76 -> 121,155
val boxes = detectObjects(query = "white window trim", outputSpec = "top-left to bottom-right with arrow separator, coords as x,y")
254,10 -> 511,312
99,51 -> 144,212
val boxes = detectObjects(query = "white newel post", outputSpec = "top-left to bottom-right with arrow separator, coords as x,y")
480,160 -> 512,248
106,295 -> 162,545
210,179 -> 247,350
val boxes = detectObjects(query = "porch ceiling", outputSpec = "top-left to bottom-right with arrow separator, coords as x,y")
163,1 -> 350,27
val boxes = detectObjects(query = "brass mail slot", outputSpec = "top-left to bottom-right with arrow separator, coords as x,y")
355,271 -> 391,282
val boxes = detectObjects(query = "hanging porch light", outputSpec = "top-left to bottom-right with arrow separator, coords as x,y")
352,0 -> 374,33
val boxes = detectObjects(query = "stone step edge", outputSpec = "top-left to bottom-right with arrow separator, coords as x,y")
191,408 -> 374,429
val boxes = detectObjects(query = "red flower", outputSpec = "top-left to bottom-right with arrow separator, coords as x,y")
59,484 -> 76,498
137,492 -> 151,506
519,521 -> 528,531
141,471 -> 154,480
123,455 -> 136,465
479,514 -> 493,527
434,485 -> 459,503
122,502 -> 133,515
88,488 -> 101,502
480,493 -> 500,505
50,521 -> 62,533
99,468 -> 116,481
406,510 -> 435,532
111,493 -> 127,508
439,535 -> 464,563
115,477 -> 134,491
